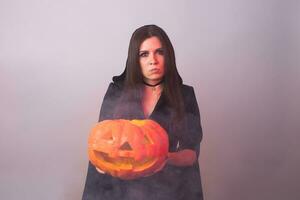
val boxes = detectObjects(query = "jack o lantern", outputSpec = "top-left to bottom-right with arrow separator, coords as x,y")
88,119 -> 169,180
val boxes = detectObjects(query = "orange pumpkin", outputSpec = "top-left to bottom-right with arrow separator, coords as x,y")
88,119 -> 169,180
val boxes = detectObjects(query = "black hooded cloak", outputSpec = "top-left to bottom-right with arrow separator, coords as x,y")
82,76 -> 204,200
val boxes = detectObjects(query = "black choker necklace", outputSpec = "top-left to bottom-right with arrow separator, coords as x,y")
143,80 -> 164,87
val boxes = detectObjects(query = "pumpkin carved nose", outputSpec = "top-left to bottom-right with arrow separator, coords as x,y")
120,142 -> 132,150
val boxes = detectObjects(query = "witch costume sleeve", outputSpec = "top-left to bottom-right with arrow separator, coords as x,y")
82,81 -> 204,200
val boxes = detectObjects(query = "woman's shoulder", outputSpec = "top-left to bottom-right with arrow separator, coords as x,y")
106,76 -> 125,91
181,84 -> 195,95
102,79 -> 125,100
111,71 -> 126,88
180,83 -> 199,106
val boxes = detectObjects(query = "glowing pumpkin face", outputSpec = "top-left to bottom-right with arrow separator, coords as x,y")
88,119 -> 169,180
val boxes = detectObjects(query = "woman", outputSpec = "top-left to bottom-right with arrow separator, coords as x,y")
82,24 -> 204,200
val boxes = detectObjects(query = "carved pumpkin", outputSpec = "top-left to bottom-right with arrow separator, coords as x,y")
88,119 -> 169,180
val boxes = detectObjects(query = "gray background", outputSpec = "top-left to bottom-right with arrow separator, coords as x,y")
0,0 -> 299,199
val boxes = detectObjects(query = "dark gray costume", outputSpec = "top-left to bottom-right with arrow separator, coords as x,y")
82,76 -> 204,200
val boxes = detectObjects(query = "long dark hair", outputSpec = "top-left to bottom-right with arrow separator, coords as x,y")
114,25 -> 184,120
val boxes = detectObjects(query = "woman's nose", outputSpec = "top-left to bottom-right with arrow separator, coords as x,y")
149,53 -> 158,65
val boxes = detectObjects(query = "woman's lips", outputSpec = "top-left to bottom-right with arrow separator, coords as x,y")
149,69 -> 160,74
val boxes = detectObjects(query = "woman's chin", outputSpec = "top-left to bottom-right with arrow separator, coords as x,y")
147,75 -> 163,82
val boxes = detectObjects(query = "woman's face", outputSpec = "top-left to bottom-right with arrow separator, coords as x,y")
139,36 -> 165,85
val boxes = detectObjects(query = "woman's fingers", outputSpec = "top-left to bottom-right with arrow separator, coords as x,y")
96,167 -> 105,174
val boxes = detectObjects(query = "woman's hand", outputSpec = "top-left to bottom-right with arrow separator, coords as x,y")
167,149 -> 197,167
152,158 -> 168,174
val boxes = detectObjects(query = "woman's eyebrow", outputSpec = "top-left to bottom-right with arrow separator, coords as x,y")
140,47 -> 163,52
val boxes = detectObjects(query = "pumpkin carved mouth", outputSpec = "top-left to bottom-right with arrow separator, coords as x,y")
94,151 -> 156,171
88,119 -> 169,179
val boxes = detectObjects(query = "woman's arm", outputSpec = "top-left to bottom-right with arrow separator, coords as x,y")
167,149 -> 197,166
87,82 -> 121,176
167,86 -> 202,167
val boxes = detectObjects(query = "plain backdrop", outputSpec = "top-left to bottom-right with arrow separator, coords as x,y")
0,0 -> 299,199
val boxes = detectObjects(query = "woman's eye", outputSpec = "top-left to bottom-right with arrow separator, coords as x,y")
157,49 -> 164,55
139,52 -> 148,57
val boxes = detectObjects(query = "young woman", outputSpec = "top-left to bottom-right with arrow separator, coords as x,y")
82,24 -> 204,200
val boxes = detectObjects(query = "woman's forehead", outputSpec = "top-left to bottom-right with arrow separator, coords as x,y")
139,37 -> 162,51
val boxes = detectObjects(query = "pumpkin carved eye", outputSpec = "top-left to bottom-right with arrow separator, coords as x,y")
88,119 -> 169,180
